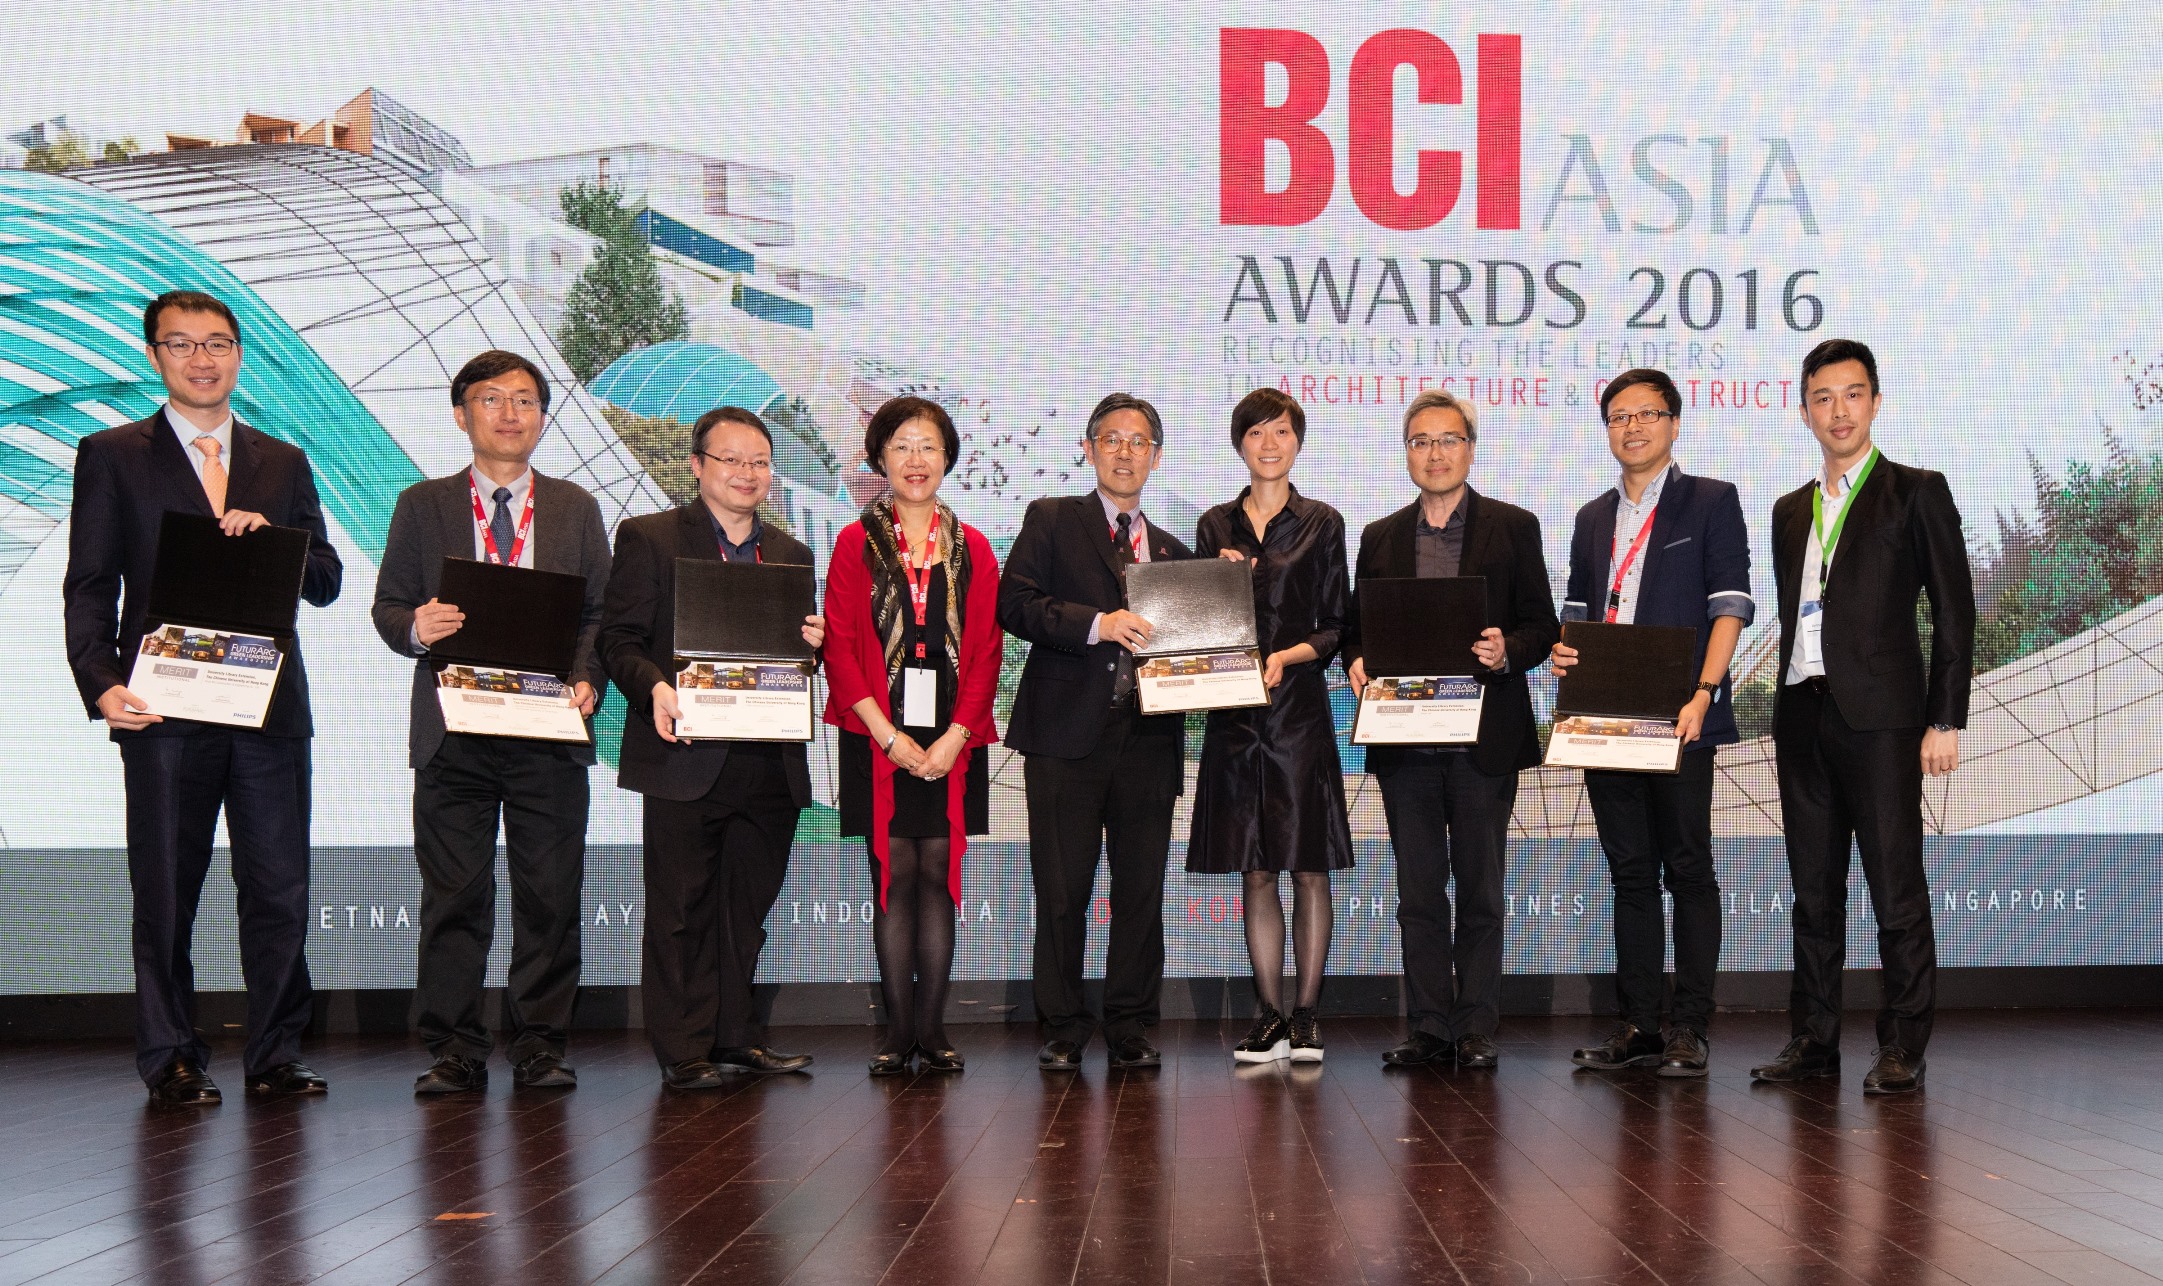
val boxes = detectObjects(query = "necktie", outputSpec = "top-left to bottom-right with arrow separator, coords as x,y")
194,436 -> 227,517
1112,511 -> 1136,701
491,487 -> 516,564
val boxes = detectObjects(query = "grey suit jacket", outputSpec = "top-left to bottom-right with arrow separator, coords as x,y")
370,469 -> 612,768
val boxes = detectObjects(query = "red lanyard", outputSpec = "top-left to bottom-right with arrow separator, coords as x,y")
894,519 -> 937,659
469,478 -> 535,567
1604,504 -> 1657,623
719,532 -> 762,562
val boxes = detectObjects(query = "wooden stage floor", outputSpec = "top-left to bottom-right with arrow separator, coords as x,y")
2,1010 -> 2160,1285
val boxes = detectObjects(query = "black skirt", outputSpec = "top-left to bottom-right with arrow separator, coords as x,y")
839,731 -> 990,838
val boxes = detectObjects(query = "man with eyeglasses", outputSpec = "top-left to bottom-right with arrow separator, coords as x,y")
599,406 -> 826,1088
1552,368 -> 1753,1078
998,393 -> 1194,1071
64,289 -> 343,1105
1344,388 -> 1558,1069
372,350 -> 610,1095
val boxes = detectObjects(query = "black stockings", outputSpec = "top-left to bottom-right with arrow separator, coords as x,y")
871,837 -> 956,1055
1242,870 -> 1332,1014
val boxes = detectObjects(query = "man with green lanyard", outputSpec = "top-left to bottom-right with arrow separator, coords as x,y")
1751,339 -> 1974,1095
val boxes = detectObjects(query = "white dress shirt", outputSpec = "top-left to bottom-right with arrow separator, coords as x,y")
1605,464 -> 1674,625
1087,488 -> 1150,645
164,404 -> 233,492
1786,452 -> 1871,683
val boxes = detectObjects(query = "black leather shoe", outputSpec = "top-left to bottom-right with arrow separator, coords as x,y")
918,1045 -> 965,1073
1455,1034 -> 1500,1068
512,1052 -> 577,1089
1862,1046 -> 1925,1095
246,1061 -> 329,1096
413,1054 -> 488,1096
714,1046 -> 812,1074
1233,1006 -> 1290,1064
662,1059 -> 728,1091
147,1059 -> 221,1106
868,1051 -> 911,1077
1658,1028 -> 1710,1079
1382,1032 -> 1452,1066
1288,1007 -> 1324,1064
1572,1022 -> 1663,1070
1108,1036 -> 1161,1069
1750,1035 -> 1840,1082
1038,1040 -> 1083,1070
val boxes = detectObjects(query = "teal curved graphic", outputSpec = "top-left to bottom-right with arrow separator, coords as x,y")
588,340 -> 784,423
0,168 -> 421,565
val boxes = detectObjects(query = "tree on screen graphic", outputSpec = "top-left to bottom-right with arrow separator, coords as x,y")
555,180 -> 689,383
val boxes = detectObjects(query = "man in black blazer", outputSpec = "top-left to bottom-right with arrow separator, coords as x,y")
998,393 -> 1193,1072
63,290 -> 343,1105
600,406 -> 825,1089
371,351 -> 611,1095
1752,339 -> 1974,1095
1342,388 -> 1558,1070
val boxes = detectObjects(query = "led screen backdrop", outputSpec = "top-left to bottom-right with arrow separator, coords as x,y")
2,4 -> 2158,994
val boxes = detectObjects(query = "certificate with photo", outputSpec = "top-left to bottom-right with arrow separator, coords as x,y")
436,666 -> 589,742
128,624 -> 285,728
1350,576 -> 1486,746
673,558 -> 818,742
1124,559 -> 1269,715
125,512 -> 307,729
427,557 -> 592,744
1543,621 -> 1698,774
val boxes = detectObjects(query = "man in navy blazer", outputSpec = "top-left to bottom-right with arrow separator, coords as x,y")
63,290 -> 343,1105
1553,368 -> 1753,1078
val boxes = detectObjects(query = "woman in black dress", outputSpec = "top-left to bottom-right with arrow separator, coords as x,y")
1188,387 -> 1355,1064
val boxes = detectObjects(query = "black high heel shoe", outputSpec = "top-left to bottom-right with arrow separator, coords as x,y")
917,1044 -> 965,1073
868,1050 -> 911,1077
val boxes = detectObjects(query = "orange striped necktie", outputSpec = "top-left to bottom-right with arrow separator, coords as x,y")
194,435 -> 227,517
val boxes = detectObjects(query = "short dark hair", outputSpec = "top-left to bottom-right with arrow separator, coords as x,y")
1228,387 -> 1305,450
143,290 -> 241,346
693,405 -> 774,455
1599,368 -> 1681,419
863,396 -> 959,476
1086,392 -> 1163,446
451,350 -> 551,413
1800,338 -> 1880,397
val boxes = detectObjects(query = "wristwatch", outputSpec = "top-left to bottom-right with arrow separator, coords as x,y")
1931,722 -> 1955,733
1694,681 -> 1720,696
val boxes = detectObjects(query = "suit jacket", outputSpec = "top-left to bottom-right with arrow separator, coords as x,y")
1560,468 -> 1755,747
1342,487 -> 1558,777
370,469 -> 612,769
63,411 -> 343,740
600,503 -> 815,805
1771,453 -> 1974,734
996,492 -> 1193,767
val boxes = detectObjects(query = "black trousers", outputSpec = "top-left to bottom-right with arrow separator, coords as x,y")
1584,747 -> 1720,1034
412,733 -> 588,1063
1024,703 -> 1181,1047
120,729 -> 313,1084
1774,681 -> 1936,1053
1377,752 -> 1515,1040
641,747 -> 801,1066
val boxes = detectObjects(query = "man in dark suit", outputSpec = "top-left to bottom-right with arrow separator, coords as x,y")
1752,339 -> 1974,1095
371,350 -> 611,1095
63,289 -> 343,1105
600,405 -> 825,1089
998,393 -> 1193,1072
1343,389 -> 1558,1069
1553,369 -> 1754,1079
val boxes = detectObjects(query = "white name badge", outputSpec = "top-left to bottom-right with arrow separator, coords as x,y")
901,666 -> 938,728
127,623 -> 283,728
673,660 -> 814,742
1544,715 -> 1683,773
437,666 -> 589,743
1796,600 -> 1826,670
1351,675 -> 1484,745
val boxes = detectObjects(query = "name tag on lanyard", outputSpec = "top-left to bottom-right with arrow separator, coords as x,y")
896,518 -> 939,728
1796,600 -> 1825,668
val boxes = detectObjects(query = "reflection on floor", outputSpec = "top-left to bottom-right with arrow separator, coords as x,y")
2,1011 -> 2160,1284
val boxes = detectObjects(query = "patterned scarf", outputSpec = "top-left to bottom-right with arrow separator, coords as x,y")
861,496 -> 970,690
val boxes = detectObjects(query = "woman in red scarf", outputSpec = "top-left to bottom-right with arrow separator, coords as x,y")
823,396 -> 1001,1076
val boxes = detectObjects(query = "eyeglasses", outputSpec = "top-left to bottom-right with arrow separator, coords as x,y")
696,451 -> 772,474
1605,409 -> 1675,429
1405,434 -> 1471,454
884,441 -> 947,461
153,338 -> 238,358
1090,433 -> 1157,455
467,393 -> 544,414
